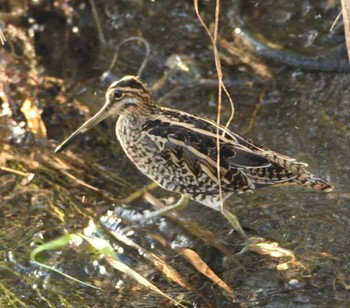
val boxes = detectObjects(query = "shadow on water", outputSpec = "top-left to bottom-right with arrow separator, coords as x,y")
0,0 -> 349,306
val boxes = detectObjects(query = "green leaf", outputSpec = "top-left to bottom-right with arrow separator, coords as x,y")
30,234 -> 74,261
30,233 -> 99,289
79,233 -> 186,307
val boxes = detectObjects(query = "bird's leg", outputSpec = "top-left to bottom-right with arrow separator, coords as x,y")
222,209 -> 260,255
222,208 -> 248,240
124,195 -> 190,222
142,195 -> 189,219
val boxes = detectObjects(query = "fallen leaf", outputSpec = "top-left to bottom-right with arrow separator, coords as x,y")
21,98 -> 47,138
177,247 -> 235,299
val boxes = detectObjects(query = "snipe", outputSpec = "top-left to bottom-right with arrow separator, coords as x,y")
55,76 -> 333,238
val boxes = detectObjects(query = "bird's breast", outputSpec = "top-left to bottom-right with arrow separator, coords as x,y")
116,116 -> 171,181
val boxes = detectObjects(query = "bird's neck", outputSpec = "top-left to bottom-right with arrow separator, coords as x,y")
116,105 -> 158,138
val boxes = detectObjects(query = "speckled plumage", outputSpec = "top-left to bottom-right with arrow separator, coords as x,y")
56,75 -> 333,213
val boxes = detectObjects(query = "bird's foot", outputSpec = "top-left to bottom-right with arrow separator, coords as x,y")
235,237 -> 256,256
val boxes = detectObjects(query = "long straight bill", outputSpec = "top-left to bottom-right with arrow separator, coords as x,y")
55,103 -> 111,153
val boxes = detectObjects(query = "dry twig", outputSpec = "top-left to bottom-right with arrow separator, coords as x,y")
194,0 -> 236,213
341,0 -> 350,61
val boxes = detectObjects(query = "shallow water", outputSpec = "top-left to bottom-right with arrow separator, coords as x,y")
1,0 -> 349,307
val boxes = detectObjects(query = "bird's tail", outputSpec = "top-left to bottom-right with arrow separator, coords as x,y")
308,177 -> 334,192
288,166 -> 334,192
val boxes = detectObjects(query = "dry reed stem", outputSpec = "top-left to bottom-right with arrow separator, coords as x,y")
194,0 -> 235,212
341,0 -> 350,61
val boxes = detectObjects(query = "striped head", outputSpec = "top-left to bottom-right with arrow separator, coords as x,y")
105,76 -> 153,116
55,76 -> 153,153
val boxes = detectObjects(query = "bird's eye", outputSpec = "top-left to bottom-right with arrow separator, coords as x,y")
113,90 -> 123,99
